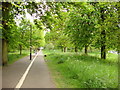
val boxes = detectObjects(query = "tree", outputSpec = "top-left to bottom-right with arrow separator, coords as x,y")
33,19 -> 45,48
43,2 -> 72,52
17,19 -> 31,55
2,2 -> 47,65
65,2 -> 97,54
91,2 -> 119,59
2,2 -> 13,65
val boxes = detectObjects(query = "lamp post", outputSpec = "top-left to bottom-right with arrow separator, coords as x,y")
118,24 -> 120,54
117,24 -> 120,88
30,24 -> 32,60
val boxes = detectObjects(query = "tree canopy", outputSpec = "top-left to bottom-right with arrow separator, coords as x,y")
2,2 -> 119,65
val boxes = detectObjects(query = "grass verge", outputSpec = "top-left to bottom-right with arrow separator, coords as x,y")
43,49 -> 118,88
8,50 -> 29,65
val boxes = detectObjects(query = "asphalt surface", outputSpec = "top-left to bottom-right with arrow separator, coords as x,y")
2,51 -> 55,88
2,55 -> 31,88
0,67 -> 2,89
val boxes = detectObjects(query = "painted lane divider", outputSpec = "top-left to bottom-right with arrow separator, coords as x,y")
15,51 -> 40,89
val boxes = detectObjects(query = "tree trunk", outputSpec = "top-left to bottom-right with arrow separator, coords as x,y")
75,46 -> 78,52
19,44 -> 22,55
85,45 -> 88,55
63,47 -> 67,52
2,39 -> 8,65
2,2 -> 12,65
101,30 -> 106,59
100,8 -> 106,59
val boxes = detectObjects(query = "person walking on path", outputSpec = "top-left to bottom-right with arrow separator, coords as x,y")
34,49 -> 37,54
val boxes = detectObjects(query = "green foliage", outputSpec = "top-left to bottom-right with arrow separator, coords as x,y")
8,19 -> 30,51
32,20 -> 45,48
2,2 -> 46,53
2,2 -> 119,63
44,2 -> 72,50
1,2 -> 118,66
2,2 -> 15,40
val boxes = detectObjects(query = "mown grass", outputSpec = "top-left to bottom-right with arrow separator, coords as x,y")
8,50 -> 30,65
43,49 -> 118,88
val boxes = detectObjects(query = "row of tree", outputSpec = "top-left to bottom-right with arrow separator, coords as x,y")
44,2 -> 119,59
2,2 -> 46,65
1,2 -> 119,65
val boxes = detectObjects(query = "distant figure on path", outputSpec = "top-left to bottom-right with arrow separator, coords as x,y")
34,49 -> 37,54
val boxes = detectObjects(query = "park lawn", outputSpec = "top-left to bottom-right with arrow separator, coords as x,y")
8,50 -> 30,65
43,49 -> 118,88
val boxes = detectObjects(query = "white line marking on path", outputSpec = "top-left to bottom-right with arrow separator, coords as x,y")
15,51 -> 40,89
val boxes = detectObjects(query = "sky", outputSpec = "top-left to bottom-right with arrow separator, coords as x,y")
25,9 -> 34,23
15,9 -> 34,26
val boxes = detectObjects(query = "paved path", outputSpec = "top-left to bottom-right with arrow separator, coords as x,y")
0,67 -> 2,90
2,51 -> 55,88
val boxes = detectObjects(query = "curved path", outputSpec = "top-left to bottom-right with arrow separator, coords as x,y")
2,51 -> 55,89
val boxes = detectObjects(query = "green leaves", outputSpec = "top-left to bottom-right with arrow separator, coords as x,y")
2,2 -> 118,57
65,3 -> 97,49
